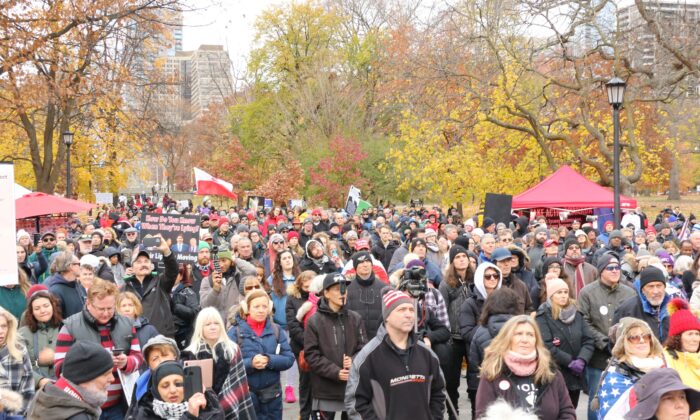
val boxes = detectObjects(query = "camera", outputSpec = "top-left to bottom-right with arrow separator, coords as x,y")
398,266 -> 428,299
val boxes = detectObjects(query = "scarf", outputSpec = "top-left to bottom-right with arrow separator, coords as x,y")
196,264 -> 211,276
564,256 -> 586,296
504,350 -> 538,376
629,355 -> 665,373
559,304 -> 577,325
246,316 -> 266,337
152,399 -> 189,420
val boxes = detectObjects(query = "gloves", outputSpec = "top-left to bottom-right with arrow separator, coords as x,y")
568,358 -> 586,376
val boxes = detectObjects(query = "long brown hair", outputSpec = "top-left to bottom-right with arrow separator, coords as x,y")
443,260 -> 474,289
23,291 -> 63,332
272,250 -> 300,297
480,315 -> 556,385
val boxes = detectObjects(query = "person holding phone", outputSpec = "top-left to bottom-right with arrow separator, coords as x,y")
128,361 -> 223,419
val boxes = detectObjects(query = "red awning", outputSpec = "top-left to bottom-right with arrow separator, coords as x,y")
512,165 -> 637,210
16,192 -> 96,219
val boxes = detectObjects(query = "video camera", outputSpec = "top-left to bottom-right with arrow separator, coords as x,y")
398,266 -> 428,299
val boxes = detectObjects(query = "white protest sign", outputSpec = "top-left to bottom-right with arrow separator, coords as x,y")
0,163 -> 19,286
95,192 -> 113,204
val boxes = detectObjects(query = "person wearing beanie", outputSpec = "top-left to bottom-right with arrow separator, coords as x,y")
27,341 -> 114,420
394,238 -> 442,286
592,228 -> 626,268
345,251 -> 385,340
613,266 -> 671,342
527,227 -> 549,265
577,253 -> 636,420
346,288 -> 446,420
535,277 -> 594,409
482,217 -> 496,233
661,298 -> 700,402
304,272 -> 365,419
624,368 -> 700,420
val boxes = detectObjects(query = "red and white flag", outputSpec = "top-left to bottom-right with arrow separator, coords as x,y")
193,168 -> 237,199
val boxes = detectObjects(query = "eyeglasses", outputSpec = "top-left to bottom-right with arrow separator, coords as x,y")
42,237 -> 55,242
605,265 -> 621,272
500,238 -> 513,243
627,333 -> 652,344
483,274 -> 499,280
245,285 -> 262,291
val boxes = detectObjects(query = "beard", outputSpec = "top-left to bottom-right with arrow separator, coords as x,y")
75,381 -> 109,407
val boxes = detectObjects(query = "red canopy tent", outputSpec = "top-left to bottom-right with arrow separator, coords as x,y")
512,165 -> 637,210
16,192 -> 96,219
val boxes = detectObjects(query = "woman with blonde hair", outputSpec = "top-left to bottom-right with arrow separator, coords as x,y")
116,291 -> 159,360
475,315 -> 575,419
594,317 -> 665,420
0,307 -> 34,414
182,307 -> 256,419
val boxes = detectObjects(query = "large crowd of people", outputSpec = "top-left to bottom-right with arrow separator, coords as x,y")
3,196 -> 700,419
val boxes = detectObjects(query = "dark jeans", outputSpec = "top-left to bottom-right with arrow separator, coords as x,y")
299,366 -> 313,419
250,392 -> 283,420
441,339 -> 466,419
586,366 -> 603,420
467,388 -> 477,419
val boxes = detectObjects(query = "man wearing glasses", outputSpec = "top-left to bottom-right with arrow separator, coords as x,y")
28,231 -> 59,283
119,227 -> 139,251
48,252 -> 85,318
577,253 -> 635,420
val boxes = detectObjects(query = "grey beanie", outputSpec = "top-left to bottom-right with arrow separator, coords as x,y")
62,341 -> 114,384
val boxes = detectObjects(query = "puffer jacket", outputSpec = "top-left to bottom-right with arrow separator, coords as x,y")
458,283 -> 485,347
304,297 -> 367,401
535,302 -> 595,391
227,317 -> 294,392
121,251 -> 178,338
467,314 -> 513,390
344,273 -> 385,339
285,283 -> 309,355
171,283 -> 200,349
126,388 -> 224,420
18,324 -> 60,388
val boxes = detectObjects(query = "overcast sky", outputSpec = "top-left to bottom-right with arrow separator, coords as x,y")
182,0 -> 282,69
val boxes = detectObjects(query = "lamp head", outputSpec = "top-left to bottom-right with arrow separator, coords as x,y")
62,131 -> 74,146
606,77 -> 626,107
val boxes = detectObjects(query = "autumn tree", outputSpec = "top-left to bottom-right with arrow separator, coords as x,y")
309,136 -> 369,206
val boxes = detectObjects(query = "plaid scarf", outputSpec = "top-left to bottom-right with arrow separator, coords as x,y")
152,399 -> 188,419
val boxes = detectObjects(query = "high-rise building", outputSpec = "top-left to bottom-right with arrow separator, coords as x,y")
189,45 -> 234,118
617,0 -> 700,98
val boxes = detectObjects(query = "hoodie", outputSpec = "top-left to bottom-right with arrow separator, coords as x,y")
458,263 -> 502,346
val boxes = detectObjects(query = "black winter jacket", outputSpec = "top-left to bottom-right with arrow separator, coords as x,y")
121,251 -> 178,338
371,240 -> 400,271
285,282 -> 309,356
438,276 -> 472,341
304,298 -> 367,401
49,274 -> 85,319
535,303 -> 595,390
126,388 -> 223,420
457,284 -> 485,348
299,255 -> 337,275
467,314 -> 513,390
345,274 -> 385,340
171,283 -> 200,349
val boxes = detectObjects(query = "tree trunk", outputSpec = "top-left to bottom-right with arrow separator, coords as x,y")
668,152 -> 681,200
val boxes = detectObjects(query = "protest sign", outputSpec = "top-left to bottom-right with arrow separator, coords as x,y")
345,186 -> 361,216
95,192 -> 113,205
0,163 -> 18,286
139,213 -> 200,266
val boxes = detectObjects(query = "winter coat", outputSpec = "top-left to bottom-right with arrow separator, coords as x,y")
387,245 -> 409,274
200,260 -> 255,323
48,275 -> 84,319
27,247 -> 56,284
562,260 -> 598,295
227,317 -> 294,392
467,314 -> 512,390
304,297 -> 367,401
576,280 -> 636,370
457,283 -> 485,347
439,275 -> 472,341
171,283 -> 200,349
502,273 -> 533,314
26,382 -> 101,420
212,229 -> 234,248
126,388 -> 224,420
344,274 -> 385,340
133,317 -> 159,358
371,240 -> 400,271
475,368 -> 576,419
285,283 -> 309,356
535,303 -> 595,391
612,280 -> 670,342
345,325 -> 446,420
20,252 -> 48,285
299,256 -> 337,275
121,251 -> 178,338
18,324 -> 59,388
0,285 -> 25,322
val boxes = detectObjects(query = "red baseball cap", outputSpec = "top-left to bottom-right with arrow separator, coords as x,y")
355,239 -> 370,251
544,239 -> 558,247
209,214 -> 220,222
311,208 -> 322,216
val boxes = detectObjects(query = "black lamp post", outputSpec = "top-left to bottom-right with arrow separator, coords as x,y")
63,131 -> 74,198
606,77 -> 626,228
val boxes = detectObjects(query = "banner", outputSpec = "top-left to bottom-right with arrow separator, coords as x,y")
139,213 -> 200,266
355,199 -> 372,215
288,199 -> 305,209
0,163 -> 18,286
95,192 -> 113,205
345,186 -> 361,216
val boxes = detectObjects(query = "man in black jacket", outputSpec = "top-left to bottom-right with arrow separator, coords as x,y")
345,289 -> 446,419
371,225 -> 399,271
612,266 -> 670,342
345,252 -> 385,339
121,234 -> 178,338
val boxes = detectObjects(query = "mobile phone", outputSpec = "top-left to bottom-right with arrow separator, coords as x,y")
32,233 -> 41,247
184,365 -> 203,399
112,348 -> 125,356
142,237 -> 161,249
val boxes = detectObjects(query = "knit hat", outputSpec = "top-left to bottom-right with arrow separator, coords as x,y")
545,278 -> 569,300
639,266 -> 666,288
198,241 -> 210,251
236,225 -> 249,234
345,230 -> 358,240
534,227 -> 548,236
287,231 -> 300,241
482,217 -> 495,230
16,229 -> 30,242
269,233 -> 285,243
405,259 -> 426,271
542,256 -> 563,275
62,341 -> 114,384
645,226 -> 657,235
667,298 -> 700,338
218,250 -> 233,261
596,253 -> 619,274
635,249 -> 651,261
381,288 -> 413,320
604,220 -> 614,230
609,230 -> 623,240
142,335 -> 180,362
449,245 -> 468,264
424,228 -> 437,238
151,361 -> 185,401
563,238 -> 579,252
26,284 -> 49,299
352,251 -> 372,269
574,229 -> 586,237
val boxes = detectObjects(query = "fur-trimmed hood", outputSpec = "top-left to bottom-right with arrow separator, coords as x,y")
287,282 -> 302,299
0,388 -> 23,413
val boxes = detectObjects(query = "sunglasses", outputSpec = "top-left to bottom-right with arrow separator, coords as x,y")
627,333 -> 652,344
205,238 -> 213,242
245,285 -> 262,291
42,237 -> 56,242
605,265 -> 621,272
127,232 -> 137,236
272,241 -> 285,245
483,274 -> 499,280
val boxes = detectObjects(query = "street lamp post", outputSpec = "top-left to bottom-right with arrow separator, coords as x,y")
606,77 -> 626,228
63,131 -> 74,198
